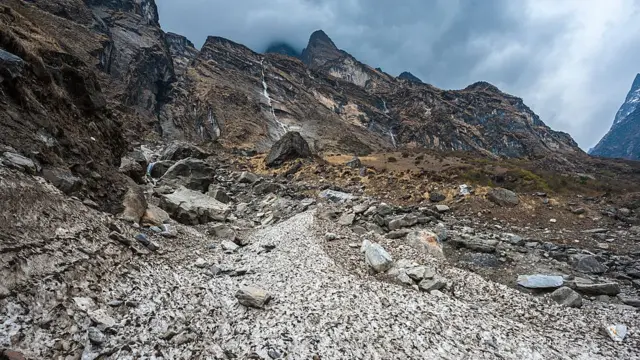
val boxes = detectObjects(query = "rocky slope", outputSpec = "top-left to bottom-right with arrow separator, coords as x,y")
590,74 -> 640,160
1,141 -> 639,359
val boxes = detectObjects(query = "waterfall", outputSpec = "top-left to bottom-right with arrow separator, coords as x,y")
388,129 -> 397,148
382,99 -> 389,114
260,59 -> 288,135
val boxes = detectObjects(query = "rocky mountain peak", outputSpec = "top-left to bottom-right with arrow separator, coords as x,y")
398,71 -> 423,84
590,73 -> 640,160
301,29 -> 343,68
464,81 -> 501,93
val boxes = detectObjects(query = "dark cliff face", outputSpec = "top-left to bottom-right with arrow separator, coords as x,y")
398,71 -> 423,84
591,74 -> 640,160
165,32 -> 199,76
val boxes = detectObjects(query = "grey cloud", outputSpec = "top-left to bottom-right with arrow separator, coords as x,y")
156,0 -> 640,149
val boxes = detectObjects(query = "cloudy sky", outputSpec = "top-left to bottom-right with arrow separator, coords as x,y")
156,0 -> 640,150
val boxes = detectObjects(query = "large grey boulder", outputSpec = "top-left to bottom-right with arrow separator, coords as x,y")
160,141 -> 209,161
487,188 -> 519,207
161,158 -> 215,192
574,282 -> 620,296
550,287 -> 582,308
265,131 -> 311,167
159,186 -> 229,225
517,274 -> 563,289
362,241 -> 393,273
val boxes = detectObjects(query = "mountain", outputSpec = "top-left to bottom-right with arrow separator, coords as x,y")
590,74 -> 640,160
0,0 -> 583,201
398,71 -> 423,83
265,42 -> 301,58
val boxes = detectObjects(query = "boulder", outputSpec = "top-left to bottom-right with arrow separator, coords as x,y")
363,241 -> 393,273
618,295 -> 640,308
235,286 -> 271,308
429,191 -> 446,202
450,238 -> 498,253
405,266 -> 434,281
572,255 -> 608,274
160,141 -> 209,161
238,171 -> 259,184
42,168 -> 82,194
487,188 -> 519,207
159,186 -> 229,225
603,324 -> 627,342
418,277 -> 446,292
161,158 -> 215,192
435,204 -> 450,213
148,160 -> 175,178
119,156 -> 144,183
141,204 -> 170,226
319,189 -> 355,202
253,182 -> 284,195
0,48 -> 25,81
517,275 -> 563,289
550,287 -> 582,308
338,212 -> 355,226
120,185 -> 147,223
207,186 -> 232,204
2,151 -> 37,174
265,131 -> 311,167
388,214 -> 418,230
406,230 -> 444,258
211,224 -> 236,240
574,282 -> 620,296
345,156 -> 362,168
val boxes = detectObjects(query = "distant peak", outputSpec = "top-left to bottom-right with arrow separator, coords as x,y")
465,81 -> 501,93
398,71 -> 423,84
301,29 -> 342,68
632,73 -> 640,91
308,30 -> 335,46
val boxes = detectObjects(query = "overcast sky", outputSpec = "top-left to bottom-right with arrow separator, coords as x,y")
156,0 -> 640,150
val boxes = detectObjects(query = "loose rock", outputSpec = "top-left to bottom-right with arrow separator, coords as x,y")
235,286 -> 272,308
550,287 -> 582,308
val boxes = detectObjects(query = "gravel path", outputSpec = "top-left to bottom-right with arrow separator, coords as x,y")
90,210 -> 638,359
